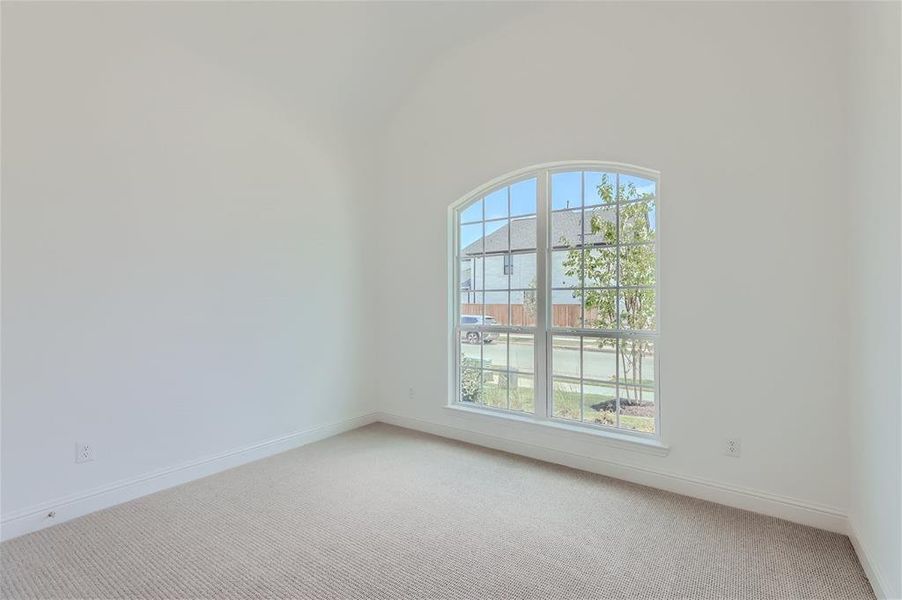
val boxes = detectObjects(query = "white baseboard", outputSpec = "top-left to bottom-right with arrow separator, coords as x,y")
849,520 -> 893,600
0,412 -> 379,542
376,411 -> 850,535
1,409 -> 853,552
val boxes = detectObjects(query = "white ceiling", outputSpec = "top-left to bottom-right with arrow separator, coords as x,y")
131,2 -> 536,138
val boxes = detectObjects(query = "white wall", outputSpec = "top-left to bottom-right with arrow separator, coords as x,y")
1,3 -> 369,522
364,2 -> 854,527
847,2 -> 902,597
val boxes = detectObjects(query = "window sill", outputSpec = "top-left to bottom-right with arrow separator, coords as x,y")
444,403 -> 670,457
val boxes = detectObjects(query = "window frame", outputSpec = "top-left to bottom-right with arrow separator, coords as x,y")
448,161 -> 662,442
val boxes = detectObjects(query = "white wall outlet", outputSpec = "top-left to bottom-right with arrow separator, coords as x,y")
75,442 -> 94,464
408,387 -> 415,400
723,438 -> 741,458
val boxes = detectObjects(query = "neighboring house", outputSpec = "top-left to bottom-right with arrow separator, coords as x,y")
461,208 -> 616,304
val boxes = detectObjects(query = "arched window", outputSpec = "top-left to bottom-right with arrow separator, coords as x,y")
451,162 -> 660,438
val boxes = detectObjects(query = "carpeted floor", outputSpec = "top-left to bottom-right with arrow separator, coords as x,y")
1,423 -> 873,599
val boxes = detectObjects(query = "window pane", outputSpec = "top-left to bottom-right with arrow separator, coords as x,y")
551,210 -> 582,249
619,403 -> 655,433
619,288 -> 655,330
551,249 -> 581,288
481,332 -> 508,371
551,335 -> 582,421
460,199 -> 483,224
620,199 -> 656,243
583,336 -> 617,384
460,291 -> 483,322
582,289 -> 617,329
584,205 -> 617,247
482,369 -> 508,409
510,216 -> 537,251
584,247 -> 616,287
552,378 -> 580,421
509,373 -> 534,413
460,328 -> 489,345
460,222 -> 484,255
620,174 -> 656,200
472,256 -> 485,290
551,171 -> 582,210
484,187 -> 508,220
510,252 -> 536,289
509,333 -> 534,374
617,338 -> 655,433
584,172 -> 616,206
484,255 -> 508,290
552,335 -> 581,379
510,290 -> 537,327
511,178 -> 537,216
484,291 -> 509,326
459,335 -> 482,364
460,258 -> 476,291
460,367 -> 481,403
619,244 -> 655,287
583,382 -> 617,427
552,289 -> 582,328
483,219 -> 508,253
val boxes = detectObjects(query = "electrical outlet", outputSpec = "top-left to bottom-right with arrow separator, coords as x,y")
408,387 -> 415,400
723,438 -> 741,458
75,442 -> 94,464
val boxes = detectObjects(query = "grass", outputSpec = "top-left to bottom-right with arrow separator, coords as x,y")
464,373 -> 654,433
618,414 -> 655,432
481,373 -> 534,412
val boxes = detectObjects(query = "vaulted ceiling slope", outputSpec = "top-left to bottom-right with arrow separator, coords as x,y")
6,1 -> 534,141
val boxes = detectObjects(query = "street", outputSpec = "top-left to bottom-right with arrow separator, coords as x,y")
462,334 -> 654,385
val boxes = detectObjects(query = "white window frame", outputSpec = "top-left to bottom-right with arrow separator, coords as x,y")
448,161 -> 663,444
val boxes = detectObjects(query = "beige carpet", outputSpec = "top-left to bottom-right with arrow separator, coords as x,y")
1,423 -> 873,599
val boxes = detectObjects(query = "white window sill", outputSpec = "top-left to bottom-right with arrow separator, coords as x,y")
444,403 -> 670,457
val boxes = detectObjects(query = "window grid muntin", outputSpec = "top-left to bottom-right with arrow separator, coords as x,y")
548,171 -> 657,334
458,333 -> 535,411
458,181 -> 538,331
455,176 -> 538,413
453,164 -> 659,439
546,169 -> 657,435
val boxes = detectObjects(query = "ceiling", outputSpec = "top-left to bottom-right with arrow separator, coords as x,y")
113,2 -> 538,138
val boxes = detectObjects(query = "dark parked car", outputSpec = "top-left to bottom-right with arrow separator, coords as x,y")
460,316 -> 498,344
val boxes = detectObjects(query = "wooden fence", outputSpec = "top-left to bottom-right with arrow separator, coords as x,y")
462,303 -> 588,328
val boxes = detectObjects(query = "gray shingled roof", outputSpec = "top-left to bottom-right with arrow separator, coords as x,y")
462,208 -> 616,256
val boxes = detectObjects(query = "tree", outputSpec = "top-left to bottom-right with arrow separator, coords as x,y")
561,174 -> 655,415
523,279 -> 537,323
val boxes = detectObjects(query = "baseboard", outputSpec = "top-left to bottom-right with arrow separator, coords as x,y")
1,409 -> 852,548
849,519 -> 893,599
0,412 -> 379,542
375,411 -> 850,535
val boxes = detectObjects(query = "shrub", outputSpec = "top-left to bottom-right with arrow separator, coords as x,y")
460,356 -> 481,403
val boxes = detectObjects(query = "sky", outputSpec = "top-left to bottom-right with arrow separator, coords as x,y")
459,171 -> 657,250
